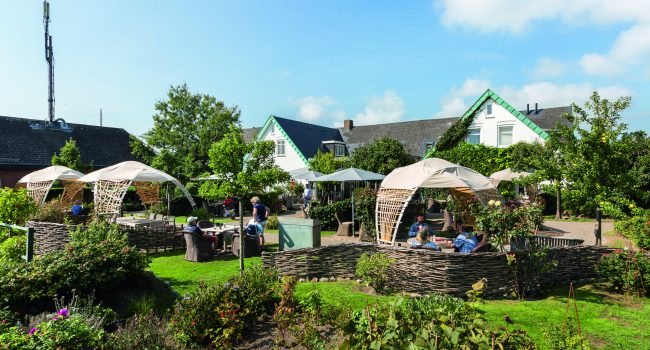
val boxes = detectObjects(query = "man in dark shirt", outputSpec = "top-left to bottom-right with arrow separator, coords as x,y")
186,216 -> 216,252
408,214 -> 433,238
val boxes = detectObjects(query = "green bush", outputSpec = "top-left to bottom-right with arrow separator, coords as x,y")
27,313 -> 106,350
29,200 -> 68,224
170,265 -> 279,348
309,198 -> 352,230
598,250 -> 650,296
341,294 -> 536,349
189,207 -> 211,220
266,214 -> 279,230
355,252 -> 395,293
0,221 -> 150,314
353,188 -> 377,231
543,316 -> 591,350
473,199 -> 544,251
109,312 -> 177,350
0,235 -> 26,263
614,208 -> 650,250
0,187 -> 37,225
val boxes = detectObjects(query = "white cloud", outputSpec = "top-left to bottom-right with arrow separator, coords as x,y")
436,0 -> 650,35
580,24 -> 650,75
434,78 -> 632,117
531,57 -> 566,79
354,90 -> 406,125
293,96 -> 338,121
435,78 -> 490,117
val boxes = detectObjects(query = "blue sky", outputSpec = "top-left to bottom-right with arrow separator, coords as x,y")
1,0 -> 649,136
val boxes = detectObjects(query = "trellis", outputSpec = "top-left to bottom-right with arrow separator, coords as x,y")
134,181 -> 161,207
60,180 -> 85,205
375,188 -> 416,245
26,181 -> 54,206
94,180 -> 132,215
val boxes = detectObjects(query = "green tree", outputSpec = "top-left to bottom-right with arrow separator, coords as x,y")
51,138 -> 82,171
198,125 -> 289,271
554,92 -> 646,215
349,137 -> 414,175
308,149 -> 349,175
134,84 -> 241,184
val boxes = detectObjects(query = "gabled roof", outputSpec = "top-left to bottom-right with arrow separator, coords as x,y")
518,106 -> 571,130
339,117 -> 458,157
0,116 -> 137,169
243,127 -> 261,144
458,89 -> 554,140
256,115 -> 344,164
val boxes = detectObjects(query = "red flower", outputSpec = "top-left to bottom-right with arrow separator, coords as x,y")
614,249 -> 622,254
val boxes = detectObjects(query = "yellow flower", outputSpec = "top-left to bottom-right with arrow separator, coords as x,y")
494,200 -> 501,206
629,204 -> 636,209
488,200 -> 495,206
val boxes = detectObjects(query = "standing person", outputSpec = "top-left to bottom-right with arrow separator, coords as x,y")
303,184 -> 313,209
251,196 -> 269,247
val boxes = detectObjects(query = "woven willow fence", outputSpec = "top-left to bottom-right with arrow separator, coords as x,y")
134,181 -> 161,207
94,180 -> 131,215
375,188 -> 415,245
26,181 -> 54,206
26,221 -> 184,255
262,244 -> 614,297
60,180 -> 85,205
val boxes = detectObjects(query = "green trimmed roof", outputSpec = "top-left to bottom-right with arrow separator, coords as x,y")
253,115 -> 309,166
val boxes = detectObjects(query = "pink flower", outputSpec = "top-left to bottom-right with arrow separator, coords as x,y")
28,327 -> 38,335
57,308 -> 68,319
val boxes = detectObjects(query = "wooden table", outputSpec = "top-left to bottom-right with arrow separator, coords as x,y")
116,217 -> 165,229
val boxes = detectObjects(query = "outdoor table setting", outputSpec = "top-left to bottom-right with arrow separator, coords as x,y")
202,224 -> 239,252
115,217 -> 166,230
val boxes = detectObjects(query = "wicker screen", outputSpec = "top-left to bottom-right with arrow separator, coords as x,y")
375,187 -> 416,245
134,181 -> 161,206
26,181 -> 54,206
94,180 -> 132,215
60,180 -> 85,205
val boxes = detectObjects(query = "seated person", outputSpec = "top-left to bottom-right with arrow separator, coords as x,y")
223,196 -> 239,218
71,200 -> 83,216
452,225 -> 479,253
408,214 -> 434,238
185,216 -> 217,252
407,226 -> 440,251
245,219 -> 264,247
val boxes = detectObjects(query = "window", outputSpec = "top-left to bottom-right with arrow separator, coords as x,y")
424,142 -> 434,154
486,103 -> 493,118
335,144 -> 346,157
467,128 -> 480,144
498,126 -> 513,147
276,139 -> 286,156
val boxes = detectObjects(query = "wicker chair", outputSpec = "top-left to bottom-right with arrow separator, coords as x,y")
183,231 -> 213,262
335,212 -> 353,237
231,233 -> 261,257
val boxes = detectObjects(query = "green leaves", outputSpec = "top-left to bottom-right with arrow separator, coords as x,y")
349,137 -> 413,175
51,138 -> 83,171
0,188 -> 36,225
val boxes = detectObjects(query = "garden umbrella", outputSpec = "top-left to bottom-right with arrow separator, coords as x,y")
312,168 -> 385,225
290,170 -> 323,181
381,158 -> 495,192
489,168 -> 532,187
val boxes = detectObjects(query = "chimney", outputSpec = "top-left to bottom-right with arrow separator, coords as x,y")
343,119 -> 354,130
526,104 -> 530,114
535,103 -> 539,114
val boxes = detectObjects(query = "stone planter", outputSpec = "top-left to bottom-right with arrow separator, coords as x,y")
26,221 -> 73,255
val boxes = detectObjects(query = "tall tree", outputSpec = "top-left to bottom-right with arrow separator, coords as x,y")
308,149 -> 349,175
199,125 -> 290,271
349,137 -> 413,175
51,138 -> 82,171
134,84 -> 241,184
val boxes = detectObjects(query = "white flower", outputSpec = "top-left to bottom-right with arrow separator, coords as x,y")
488,200 -> 495,206
494,200 -> 501,206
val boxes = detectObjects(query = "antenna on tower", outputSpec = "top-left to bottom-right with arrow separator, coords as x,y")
44,0 -> 55,125
100,108 -> 103,126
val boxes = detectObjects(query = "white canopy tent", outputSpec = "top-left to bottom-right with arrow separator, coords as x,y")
489,168 -> 532,187
376,158 -> 497,245
78,161 -> 196,216
18,166 -> 85,206
312,168 -> 385,227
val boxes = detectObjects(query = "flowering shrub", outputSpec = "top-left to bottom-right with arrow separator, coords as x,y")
170,265 -> 279,348
355,252 -> 395,293
0,221 -> 149,314
474,199 -> 544,251
598,250 -> 650,296
614,208 -> 650,251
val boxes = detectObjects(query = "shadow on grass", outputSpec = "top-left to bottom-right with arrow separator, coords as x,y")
542,283 -> 642,307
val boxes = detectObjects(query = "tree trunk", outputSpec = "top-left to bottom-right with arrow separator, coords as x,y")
555,182 -> 562,220
239,200 -> 244,273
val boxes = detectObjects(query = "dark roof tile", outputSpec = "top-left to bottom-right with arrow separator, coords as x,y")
273,116 -> 343,159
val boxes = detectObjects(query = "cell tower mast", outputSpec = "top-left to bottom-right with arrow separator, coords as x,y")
44,0 -> 55,124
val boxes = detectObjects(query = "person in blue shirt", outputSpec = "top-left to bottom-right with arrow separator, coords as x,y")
408,214 -> 433,238
251,196 -> 270,247
185,216 -> 217,252
452,225 -> 479,253
71,200 -> 83,216
303,184 -> 312,209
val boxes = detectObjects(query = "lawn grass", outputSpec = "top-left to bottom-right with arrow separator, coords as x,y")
480,284 -> 650,349
294,281 -> 397,311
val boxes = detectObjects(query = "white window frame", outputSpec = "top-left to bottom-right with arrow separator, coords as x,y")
423,142 -> 434,154
276,139 -> 286,156
498,125 -> 513,147
334,143 -> 346,157
485,103 -> 493,118
467,128 -> 481,144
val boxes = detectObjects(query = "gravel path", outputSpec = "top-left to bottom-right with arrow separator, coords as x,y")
542,220 -> 614,246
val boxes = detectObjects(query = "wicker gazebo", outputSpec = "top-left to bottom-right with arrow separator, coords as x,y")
375,158 -> 497,245
78,161 -> 195,216
17,165 -> 85,206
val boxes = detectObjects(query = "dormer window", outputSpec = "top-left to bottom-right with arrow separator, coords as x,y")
424,142 -> 434,154
276,139 -> 286,156
335,144 -> 346,157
